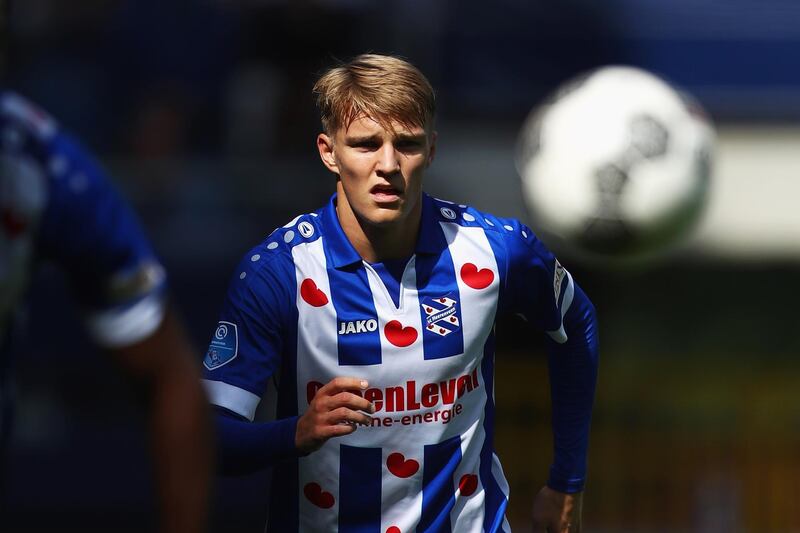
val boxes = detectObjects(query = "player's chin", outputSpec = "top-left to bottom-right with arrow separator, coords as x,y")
364,205 -> 406,226
371,215 -> 407,230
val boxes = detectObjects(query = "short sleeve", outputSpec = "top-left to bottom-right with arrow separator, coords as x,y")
202,248 -> 295,421
0,91 -> 167,348
502,219 -> 574,343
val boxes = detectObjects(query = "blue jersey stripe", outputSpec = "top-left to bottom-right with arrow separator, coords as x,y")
479,332 -> 508,532
483,229 -> 509,315
338,445 -> 382,533
416,240 -> 465,361
328,264 -> 382,366
419,435 -> 462,532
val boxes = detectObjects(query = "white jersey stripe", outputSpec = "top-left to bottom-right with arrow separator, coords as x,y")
379,443 -> 425,533
292,237 -> 341,530
438,223 -> 500,358
297,441 -> 342,532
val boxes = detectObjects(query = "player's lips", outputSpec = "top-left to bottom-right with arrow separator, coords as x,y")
370,184 -> 402,203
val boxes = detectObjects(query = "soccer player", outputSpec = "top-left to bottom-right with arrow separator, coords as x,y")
0,91 -> 212,533
203,54 -> 599,532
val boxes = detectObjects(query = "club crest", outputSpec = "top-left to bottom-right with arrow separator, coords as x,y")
421,294 -> 460,337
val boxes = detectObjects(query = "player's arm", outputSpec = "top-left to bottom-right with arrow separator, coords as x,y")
203,252 -> 373,475
35,123 -> 213,533
213,377 -> 373,475
502,221 -> 599,532
533,282 -> 597,533
110,306 -> 212,533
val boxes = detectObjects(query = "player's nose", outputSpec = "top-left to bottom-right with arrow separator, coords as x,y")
376,143 -> 401,175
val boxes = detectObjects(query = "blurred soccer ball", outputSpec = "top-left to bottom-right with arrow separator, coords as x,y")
517,66 -> 714,258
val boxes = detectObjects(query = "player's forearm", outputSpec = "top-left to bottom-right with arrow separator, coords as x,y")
545,284 -> 599,493
114,308 -> 214,533
150,360 -> 214,533
215,408 -> 301,475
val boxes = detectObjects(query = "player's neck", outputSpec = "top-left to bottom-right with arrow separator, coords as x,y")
335,195 -> 421,264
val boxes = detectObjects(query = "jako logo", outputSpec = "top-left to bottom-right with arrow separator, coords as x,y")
338,319 -> 378,335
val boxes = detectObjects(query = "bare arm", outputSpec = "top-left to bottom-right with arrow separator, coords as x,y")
110,306 -> 213,533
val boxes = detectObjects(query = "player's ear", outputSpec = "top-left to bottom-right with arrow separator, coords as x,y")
317,133 -> 339,174
426,131 -> 437,168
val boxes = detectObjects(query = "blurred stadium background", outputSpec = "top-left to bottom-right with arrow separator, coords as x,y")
3,0 -> 800,531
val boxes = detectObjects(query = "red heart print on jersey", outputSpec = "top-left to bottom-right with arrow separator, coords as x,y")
459,474 -> 478,496
300,278 -> 329,307
387,452 -> 419,478
303,482 -> 334,509
384,321 -> 417,347
386,528 -> 401,533
460,263 -> 494,290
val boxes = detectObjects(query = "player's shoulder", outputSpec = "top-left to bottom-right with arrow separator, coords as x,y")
428,195 -> 556,270
0,90 -> 58,141
257,210 -> 324,259
231,210 -> 324,286
428,195 -> 538,242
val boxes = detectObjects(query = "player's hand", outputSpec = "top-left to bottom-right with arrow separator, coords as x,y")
531,486 -> 582,533
295,377 -> 375,454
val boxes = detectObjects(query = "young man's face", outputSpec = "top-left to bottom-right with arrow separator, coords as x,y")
318,115 -> 435,229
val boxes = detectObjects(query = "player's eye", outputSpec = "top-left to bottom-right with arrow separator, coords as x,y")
396,139 -> 423,153
352,141 -> 379,151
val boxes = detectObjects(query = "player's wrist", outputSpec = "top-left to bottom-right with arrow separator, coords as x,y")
291,415 -> 315,456
547,465 -> 586,494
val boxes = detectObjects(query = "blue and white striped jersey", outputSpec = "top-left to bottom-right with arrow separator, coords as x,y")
203,193 -> 594,533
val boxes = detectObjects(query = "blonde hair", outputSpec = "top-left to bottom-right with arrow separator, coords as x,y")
313,54 -> 435,136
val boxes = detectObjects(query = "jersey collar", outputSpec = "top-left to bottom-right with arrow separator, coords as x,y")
320,193 -> 445,269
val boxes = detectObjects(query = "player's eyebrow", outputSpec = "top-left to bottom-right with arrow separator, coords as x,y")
345,134 -> 382,144
345,132 -> 427,145
393,132 -> 427,143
